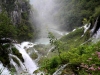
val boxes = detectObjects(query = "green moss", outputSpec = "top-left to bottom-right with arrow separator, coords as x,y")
34,44 -> 51,56
12,57 -> 20,66
60,27 -> 91,51
12,47 -> 24,62
2,44 -> 10,49
61,27 -> 84,41
30,53 -> 38,60
40,27 -> 100,74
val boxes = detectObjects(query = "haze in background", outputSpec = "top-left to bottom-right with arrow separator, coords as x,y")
29,0 -> 67,44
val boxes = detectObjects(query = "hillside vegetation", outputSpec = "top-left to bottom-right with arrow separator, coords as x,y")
39,25 -> 100,75
0,0 -> 35,42
54,0 -> 100,31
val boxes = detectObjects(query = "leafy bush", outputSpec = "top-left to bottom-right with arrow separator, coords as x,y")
41,28 -> 100,74
93,6 -> 100,17
0,12 -> 17,39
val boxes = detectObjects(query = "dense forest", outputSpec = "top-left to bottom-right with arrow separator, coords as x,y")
0,0 -> 34,70
0,0 -> 100,75
54,0 -> 100,31
36,0 -> 100,75
0,0 -> 34,42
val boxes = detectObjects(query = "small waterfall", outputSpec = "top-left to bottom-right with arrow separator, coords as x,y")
91,17 -> 99,36
0,62 -> 11,75
91,16 -> 100,42
9,54 -> 27,73
10,58 -> 19,74
83,24 -> 91,34
47,46 -> 55,56
92,28 -> 100,43
53,64 -> 67,75
34,49 -> 41,62
14,42 -> 38,74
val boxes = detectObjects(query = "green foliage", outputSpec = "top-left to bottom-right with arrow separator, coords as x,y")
48,32 -> 66,62
12,47 -> 24,62
40,56 -> 61,74
1,0 -> 16,12
50,57 -> 59,69
0,12 -> 17,39
93,6 -> 100,17
0,0 -> 34,42
10,68 -> 16,75
30,53 -> 38,60
60,27 -> 90,51
55,0 -> 100,31
34,44 -> 51,56
41,27 -> 97,74
17,21 -> 34,42
82,18 -> 89,24
21,12 -> 28,20
0,44 -> 10,67
41,40 -> 100,74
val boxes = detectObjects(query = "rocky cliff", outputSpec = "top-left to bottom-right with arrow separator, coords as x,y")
0,0 -> 30,25
0,0 -> 34,42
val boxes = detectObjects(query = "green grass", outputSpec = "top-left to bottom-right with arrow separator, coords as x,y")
60,27 -> 91,51
39,27 -> 100,74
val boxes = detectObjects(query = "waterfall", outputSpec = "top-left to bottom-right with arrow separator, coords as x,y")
10,58 -> 19,74
14,42 -> 38,74
53,64 -> 67,75
0,62 -> 11,75
9,54 -> 27,73
47,46 -> 55,56
92,28 -> 100,43
91,16 -> 100,43
30,0 -> 68,43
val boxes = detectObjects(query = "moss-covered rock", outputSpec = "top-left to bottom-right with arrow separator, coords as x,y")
30,52 -> 38,60
12,47 -> 24,62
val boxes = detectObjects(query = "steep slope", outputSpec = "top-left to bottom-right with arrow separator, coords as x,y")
39,16 -> 100,75
0,0 -> 34,42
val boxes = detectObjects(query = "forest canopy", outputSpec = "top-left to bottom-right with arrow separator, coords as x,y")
54,0 -> 100,31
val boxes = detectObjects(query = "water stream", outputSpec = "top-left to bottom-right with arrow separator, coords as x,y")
14,42 -> 38,74
53,64 -> 68,75
0,62 -> 11,75
8,0 -> 69,74
9,54 -> 27,73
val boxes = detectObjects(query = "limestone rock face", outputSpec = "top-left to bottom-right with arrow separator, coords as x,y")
0,0 -> 31,25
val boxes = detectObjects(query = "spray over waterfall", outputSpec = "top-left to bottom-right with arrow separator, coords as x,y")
30,0 -> 68,44
14,42 -> 38,74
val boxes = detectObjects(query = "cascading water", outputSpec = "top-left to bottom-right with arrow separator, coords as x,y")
92,28 -> 100,43
14,42 -> 38,74
9,54 -> 27,73
0,62 -> 11,75
29,0 -> 69,74
53,64 -> 67,75
10,58 -> 19,74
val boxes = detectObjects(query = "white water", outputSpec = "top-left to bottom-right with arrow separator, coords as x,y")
53,64 -> 67,75
9,54 -> 27,73
14,42 -> 38,74
92,28 -> 100,43
83,24 -> 90,33
0,62 -> 11,75
47,46 -> 55,56
10,58 -> 19,74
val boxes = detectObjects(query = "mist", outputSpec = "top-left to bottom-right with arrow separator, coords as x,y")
29,0 -> 67,41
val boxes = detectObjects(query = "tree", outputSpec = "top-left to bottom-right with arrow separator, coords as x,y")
0,12 -> 17,40
48,32 -> 64,62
